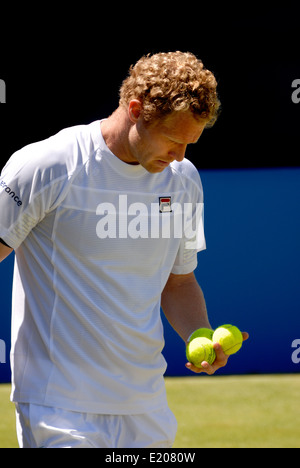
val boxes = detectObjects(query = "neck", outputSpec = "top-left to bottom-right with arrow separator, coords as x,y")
101,107 -> 139,165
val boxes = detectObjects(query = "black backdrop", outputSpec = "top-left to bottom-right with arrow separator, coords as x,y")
0,4 -> 299,169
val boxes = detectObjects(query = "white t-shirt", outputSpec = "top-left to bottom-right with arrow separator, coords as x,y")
0,121 -> 205,414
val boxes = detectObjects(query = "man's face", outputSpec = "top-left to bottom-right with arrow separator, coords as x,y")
128,110 -> 207,173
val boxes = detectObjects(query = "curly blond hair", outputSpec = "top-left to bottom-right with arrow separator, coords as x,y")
119,51 -> 221,127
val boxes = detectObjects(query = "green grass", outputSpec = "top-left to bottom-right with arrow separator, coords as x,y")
1,374 -> 300,448
0,385 -> 18,448
166,374 -> 300,448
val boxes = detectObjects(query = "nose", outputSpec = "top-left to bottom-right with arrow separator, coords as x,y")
169,145 -> 187,162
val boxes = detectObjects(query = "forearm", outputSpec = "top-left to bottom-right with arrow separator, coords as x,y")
161,272 -> 212,344
0,241 -> 13,263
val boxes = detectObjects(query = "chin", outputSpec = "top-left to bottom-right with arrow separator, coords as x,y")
145,162 -> 170,174
147,166 -> 166,174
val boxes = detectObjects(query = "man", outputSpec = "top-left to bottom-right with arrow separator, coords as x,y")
0,51 -> 248,448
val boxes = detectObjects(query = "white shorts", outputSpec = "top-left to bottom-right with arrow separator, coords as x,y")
15,403 -> 177,448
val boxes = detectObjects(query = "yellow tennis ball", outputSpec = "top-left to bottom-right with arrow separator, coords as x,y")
213,324 -> 243,355
186,337 -> 216,367
188,328 -> 214,342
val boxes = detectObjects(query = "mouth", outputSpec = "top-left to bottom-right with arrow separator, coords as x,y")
157,160 -> 171,167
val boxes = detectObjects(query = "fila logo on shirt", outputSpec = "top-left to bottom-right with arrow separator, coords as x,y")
159,197 -> 172,213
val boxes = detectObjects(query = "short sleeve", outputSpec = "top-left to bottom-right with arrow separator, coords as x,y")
0,135 -> 77,250
171,161 -> 206,275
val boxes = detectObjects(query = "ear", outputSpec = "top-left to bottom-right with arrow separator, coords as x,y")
128,100 -> 143,123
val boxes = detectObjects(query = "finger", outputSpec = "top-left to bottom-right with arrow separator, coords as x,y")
242,332 -> 249,342
185,360 -> 217,375
185,362 -> 204,374
213,342 -> 229,361
200,361 -> 215,375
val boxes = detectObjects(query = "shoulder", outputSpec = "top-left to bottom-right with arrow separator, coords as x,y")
4,123 -> 95,188
170,158 -> 203,193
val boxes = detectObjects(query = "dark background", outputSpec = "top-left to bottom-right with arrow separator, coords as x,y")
0,4 -> 299,170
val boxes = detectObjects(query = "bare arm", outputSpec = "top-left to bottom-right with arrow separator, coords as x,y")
161,272 -> 211,344
0,240 -> 13,263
